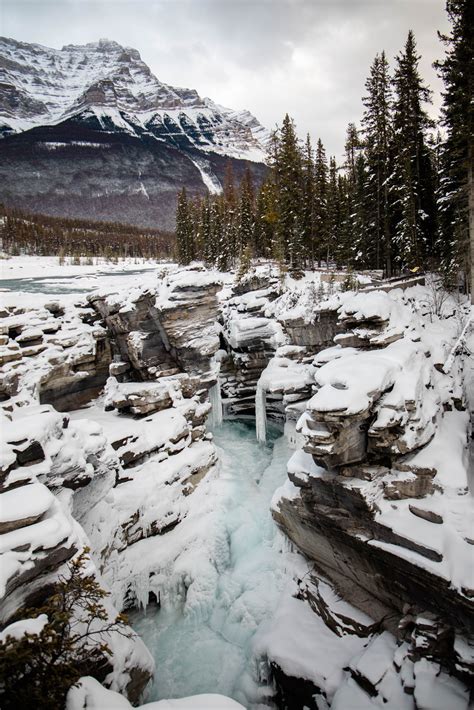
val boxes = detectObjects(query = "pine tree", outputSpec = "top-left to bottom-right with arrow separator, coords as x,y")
237,167 -> 255,256
352,152 -> 371,268
392,30 -> 437,270
175,188 -> 194,264
435,0 -> 474,296
302,134 -> 316,266
199,195 -> 212,265
327,157 -> 341,266
0,549 -> 130,710
274,114 -> 304,269
236,242 -> 253,281
336,173 -> 352,266
210,197 -> 225,268
222,162 -> 238,265
314,138 -> 328,266
254,179 -> 278,259
362,51 -> 394,274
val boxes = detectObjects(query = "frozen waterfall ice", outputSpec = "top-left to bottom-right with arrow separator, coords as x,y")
255,380 -> 267,443
208,381 -> 223,427
129,420 -> 292,709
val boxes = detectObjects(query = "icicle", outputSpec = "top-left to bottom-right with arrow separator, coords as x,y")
255,379 -> 267,443
209,381 -> 223,428
130,570 -> 151,612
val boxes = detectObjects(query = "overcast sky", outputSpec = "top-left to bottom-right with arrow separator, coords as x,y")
1,0 -> 450,158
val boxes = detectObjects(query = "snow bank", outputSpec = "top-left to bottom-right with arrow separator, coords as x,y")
66,676 -> 245,710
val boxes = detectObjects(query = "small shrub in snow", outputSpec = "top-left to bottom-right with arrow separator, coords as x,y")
0,548 -> 130,710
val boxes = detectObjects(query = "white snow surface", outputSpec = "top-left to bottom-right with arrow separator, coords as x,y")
0,614 -> 48,641
187,155 -> 223,195
0,483 -> 54,523
66,676 -> 245,710
309,339 -> 426,415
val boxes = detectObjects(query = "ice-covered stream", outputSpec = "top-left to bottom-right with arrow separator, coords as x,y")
129,419 -> 293,708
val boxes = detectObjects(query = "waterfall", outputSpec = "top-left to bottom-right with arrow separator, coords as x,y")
209,381 -> 223,428
255,379 -> 267,443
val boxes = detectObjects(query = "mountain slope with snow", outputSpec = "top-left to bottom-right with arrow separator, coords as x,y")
0,37 -> 269,228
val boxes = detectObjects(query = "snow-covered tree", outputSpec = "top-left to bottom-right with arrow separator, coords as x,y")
391,30 -> 437,269
236,167 -> 255,256
314,138 -> 328,266
175,188 -> 194,264
435,0 -> 474,296
302,134 -> 316,266
362,51 -> 394,275
273,114 -> 305,269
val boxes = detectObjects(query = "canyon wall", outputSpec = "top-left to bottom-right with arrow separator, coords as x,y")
1,265 -> 472,708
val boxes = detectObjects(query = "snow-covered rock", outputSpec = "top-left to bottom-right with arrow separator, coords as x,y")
271,285 -> 474,706
66,676 -> 245,710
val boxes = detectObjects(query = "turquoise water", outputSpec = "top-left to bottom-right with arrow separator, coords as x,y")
129,420 -> 291,709
0,268 -> 155,294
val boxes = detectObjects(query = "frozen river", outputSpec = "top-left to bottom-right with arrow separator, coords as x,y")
0,266 -> 158,295
129,420 -> 292,709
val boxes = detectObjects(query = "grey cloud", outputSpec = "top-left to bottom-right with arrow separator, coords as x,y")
2,0 -> 450,157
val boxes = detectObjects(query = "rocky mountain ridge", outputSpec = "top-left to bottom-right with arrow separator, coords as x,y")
0,37 -> 268,228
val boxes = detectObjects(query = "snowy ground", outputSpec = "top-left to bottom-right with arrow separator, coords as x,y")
0,255 -> 169,298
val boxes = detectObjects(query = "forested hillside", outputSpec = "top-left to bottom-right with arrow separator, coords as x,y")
176,4 -> 472,293
0,205 -> 175,260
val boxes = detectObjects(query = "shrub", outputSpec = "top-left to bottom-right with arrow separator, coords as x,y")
0,549 -> 130,710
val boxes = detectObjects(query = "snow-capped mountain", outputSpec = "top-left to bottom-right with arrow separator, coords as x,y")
0,37 -> 269,228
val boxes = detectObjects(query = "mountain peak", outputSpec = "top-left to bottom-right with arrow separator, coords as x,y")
0,36 -> 269,162
0,36 -> 269,230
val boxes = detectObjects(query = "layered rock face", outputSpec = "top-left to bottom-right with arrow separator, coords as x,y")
270,288 -> 474,707
0,299 -> 110,410
0,266 -> 225,701
219,271 -> 285,416
89,268 -> 221,380
0,37 -> 268,228
0,403 -> 154,702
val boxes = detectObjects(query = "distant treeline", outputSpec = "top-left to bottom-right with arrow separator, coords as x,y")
0,205 -> 175,260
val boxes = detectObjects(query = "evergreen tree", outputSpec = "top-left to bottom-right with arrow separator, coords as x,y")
392,30 -> 436,270
302,134 -> 316,266
254,179 -> 278,259
210,197 -> 225,268
435,0 -> 474,295
362,51 -> 394,274
0,550 -> 130,710
314,138 -> 328,266
175,188 -> 194,264
352,152 -> 371,268
327,157 -> 341,266
199,195 -> 212,264
274,114 -> 304,268
222,162 -> 238,265
336,173 -> 352,266
237,167 -> 255,256
236,243 -> 254,281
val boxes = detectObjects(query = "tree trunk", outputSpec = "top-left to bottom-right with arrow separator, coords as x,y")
469,142 -> 474,305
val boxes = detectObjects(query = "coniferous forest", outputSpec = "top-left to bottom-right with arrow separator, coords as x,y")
176,3 -> 473,293
0,205 -> 174,261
